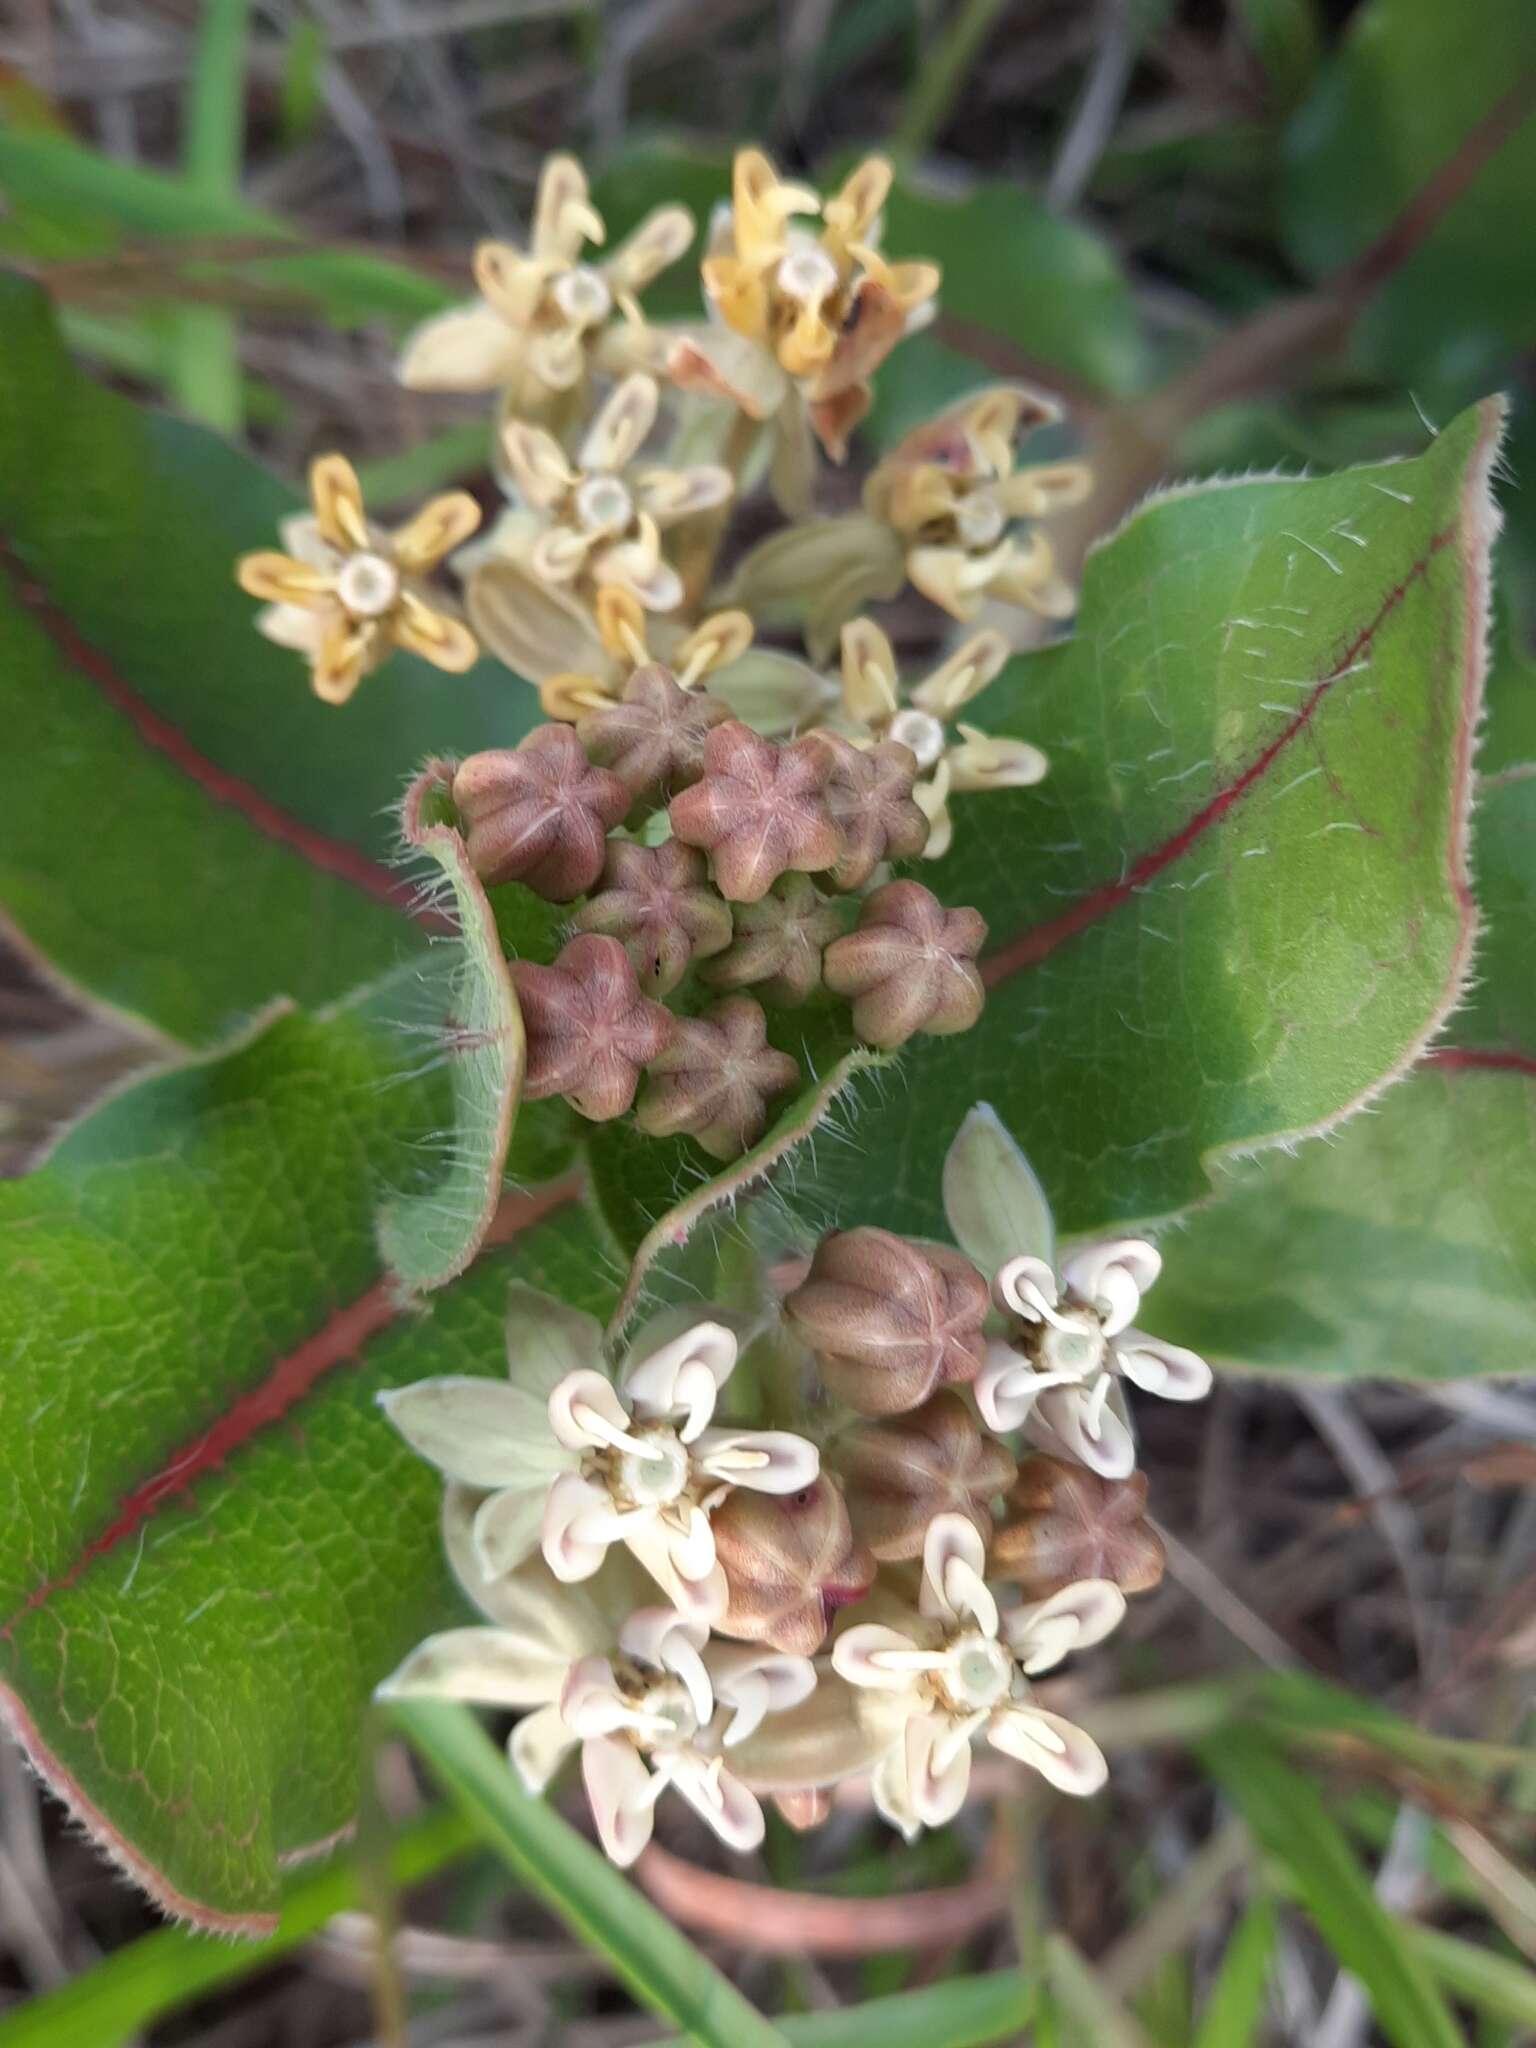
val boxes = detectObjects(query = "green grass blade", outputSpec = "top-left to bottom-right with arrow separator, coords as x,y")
0,1806 -> 474,2048
1045,1936 -> 1156,2048
392,1699 -> 787,2048
779,1972 -> 1035,2047
1192,1898 -> 1276,2047
1204,1731 -> 1463,2048
171,0 -> 249,432
1404,1925 -> 1536,2030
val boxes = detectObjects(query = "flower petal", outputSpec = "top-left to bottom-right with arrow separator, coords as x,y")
920,1513 -> 991,1628
664,1753 -> 766,1853
542,1472 -> 635,1580
471,1484 -> 550,1579
622,1318 -> 737,1437
562,1655 -> 638,1738
310,453 -> 368,552
504,1283 -> 607,1397
942,1102 -> 1056,1285
870,1738 -> 924,1842
581,1734 -> 658,1867
1114,1329 -> 1213,1402
667,324 -> 789,420
692,1428 -> 820,1494
702,649 -> 837,736
466,556 -> 610,685
905,1710 -> 973,1828
1029,1384 -> 1137,1481
580,371 -> 659,473
707,1643 -> 817,1744
547,1369 -> 634,1451
994,1254 -> 1060,1322
624,1514 -> 729,1623
375,1626 -> 559,1708
1002,1578 -> 1126,1674
987,1705 -> 1108,1796
391,490 -> 482,573
377,1376 -> 572,1486
831,1622 -> 932,1693
974,1342 -> 1045,1433
1062,1240 -> 1162,1334
396,300 -> 520,392
620,1607 -> 714,1728
509,1702 -> 580,1793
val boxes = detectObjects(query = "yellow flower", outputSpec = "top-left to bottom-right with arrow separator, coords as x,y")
236,455 -> 479,704
669,149 -> 939,512
396,154 -> 693,430
864,387 -> 1091,623
498,372 -> 732,614
831,617 -> 1047,858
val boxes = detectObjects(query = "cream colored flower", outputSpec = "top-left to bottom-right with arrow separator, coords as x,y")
669,149 -> 939,511
864,387 -> 1091,623
829,617 -> 1048,858
941,1107 -> 1213,1480
832,1514 -> 1122,1836
380,1290 -> 819,1621
235,454 -> 479,704
377,1489 -> 814,1867
396,153 -> 693,430
499,371 -> 731,614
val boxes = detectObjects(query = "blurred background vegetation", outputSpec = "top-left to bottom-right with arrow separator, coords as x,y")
0,2 -> 1533,2044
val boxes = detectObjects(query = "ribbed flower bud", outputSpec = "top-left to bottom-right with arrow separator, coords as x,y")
991,1455 -> 1165,1600
784,1227 -> 990,1416
509,932 -> 673,1120
823,880 -> 987,1047
572,839 -> 733,996
669,722 -> 841,903
452,726 -> 631,900
576,662 -> 732,804
823,734 -> 929,889
837,1389 -> 1016,1559
710,1476 -> 875,1655
702,873 -> 846,1006
634,996 -> 800,1160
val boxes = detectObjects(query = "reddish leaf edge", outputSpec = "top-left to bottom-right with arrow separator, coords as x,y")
0,530 -> 451,960
377,760 -> 524,1297
0,1168 -> 583,1934
984,397 -> 1506,1193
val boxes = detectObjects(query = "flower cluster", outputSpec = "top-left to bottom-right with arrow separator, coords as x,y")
380,1103 -> 1209,1861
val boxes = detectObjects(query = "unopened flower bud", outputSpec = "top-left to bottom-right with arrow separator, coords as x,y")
823,880 -> 987,1047
635,996 -> 800,1160
669,722 -> 841,903
452,726 -> 631,900
991,1455 -> 1165,1600
773,1787 -> 833,1831
703,873 -> 846,1006
711,1476 -> 875,1656
785,1227 -> 990,1416
823,735 -> 930,889
576,662 -> 732,804
510,932 -> 673,1120
838,1389 -> 1016,1559
572,839 -> 733,996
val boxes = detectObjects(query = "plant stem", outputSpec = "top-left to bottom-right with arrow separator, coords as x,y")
893,0 -> 1011,167
171,0 -> 250,435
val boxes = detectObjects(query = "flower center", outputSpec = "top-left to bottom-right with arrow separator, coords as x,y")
576,473 -> 635,536
552,264 -> 612,328
335,550 -> 400,618
1039,1310 -> 1107,1380
617,1425 -> 691,1508
939,1630 -> 1013,1712
632,1674 -> 700,1748
888,707 -> 947,770
954,492 -> 1007,550
776,241 -> 840,307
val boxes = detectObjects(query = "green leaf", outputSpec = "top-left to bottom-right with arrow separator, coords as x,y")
1044,1936 -> 1156,2048
0,978 -> 599,1930
1192,1898 -> 1276,2048
376,763 -> 524,1295
590,1045 -> 891,1329
393,1698 -> 788,2048
0,128 -> 454,325
1204,1730 -> 1463,2048
0,1806 -> 474,2048
808,400 -> 1504,1242
1280,0 -> 1536,397
1132,667 -> 1536,1381
1405,1926 -> 1536,2031
0,278 -> 535,1045
778,1973 -> 1034,2047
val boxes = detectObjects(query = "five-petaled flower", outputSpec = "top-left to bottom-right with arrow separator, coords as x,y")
382,1292 -> 819,1622
397,153 -> 693,429
236,454 -> 479,703
670,150 -> 939,511
864,385 -> 1091,623
499,372 -> 732,615
832,1513 -> 1122,1836
977,1238 -> 1214,1479
377,1487 -> 814,1867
